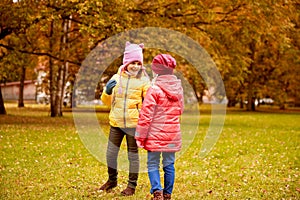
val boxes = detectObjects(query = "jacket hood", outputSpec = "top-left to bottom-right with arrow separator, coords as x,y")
154,75 -> 183,101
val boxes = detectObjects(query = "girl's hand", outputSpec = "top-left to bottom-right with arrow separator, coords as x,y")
136,140 -> 144,148
105,80 -> 117,95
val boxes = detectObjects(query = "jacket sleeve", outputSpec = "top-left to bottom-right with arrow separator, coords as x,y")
179,87 -> 184,114
142,78 -> 151,99
100,91 -> 112,106
135,87 -> 157,142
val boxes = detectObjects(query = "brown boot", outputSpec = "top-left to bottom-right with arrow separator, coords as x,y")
121,186 -> 135,196
99,181 -> 117,191
152,190 -> 163,200
164,193 -> 172,200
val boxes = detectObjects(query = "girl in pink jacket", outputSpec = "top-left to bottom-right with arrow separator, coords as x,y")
135,54 -> 184,200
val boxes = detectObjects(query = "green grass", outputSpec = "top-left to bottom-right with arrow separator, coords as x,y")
0,104 -> 299,199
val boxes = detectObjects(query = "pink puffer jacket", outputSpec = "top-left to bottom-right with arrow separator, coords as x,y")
135,75 -> 184,152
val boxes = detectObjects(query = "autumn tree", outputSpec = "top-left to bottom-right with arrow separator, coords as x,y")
1,0 -> 299,114
1,1 -> 83,116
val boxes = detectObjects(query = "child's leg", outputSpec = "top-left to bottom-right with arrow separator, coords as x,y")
125,128 -> 139,189
106,126 -> 125,182
162,152 -> 175,195
147,151 -> 163,194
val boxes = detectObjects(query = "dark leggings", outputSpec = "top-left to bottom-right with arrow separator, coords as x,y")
106,126 -> 139,188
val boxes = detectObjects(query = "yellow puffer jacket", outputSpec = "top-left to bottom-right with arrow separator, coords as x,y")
101,67 -> 150,128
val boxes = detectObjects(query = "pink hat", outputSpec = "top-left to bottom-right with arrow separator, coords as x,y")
122,41 -> 144,67
118,41 -> 148,94
151,54 -> 176,75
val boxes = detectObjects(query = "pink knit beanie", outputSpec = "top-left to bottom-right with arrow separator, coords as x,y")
151,54 -> 176,75
122,41 -> 144,67
118,41 -> 148,94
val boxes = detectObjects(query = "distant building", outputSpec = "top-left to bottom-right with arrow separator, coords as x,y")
1,80 -> 36,101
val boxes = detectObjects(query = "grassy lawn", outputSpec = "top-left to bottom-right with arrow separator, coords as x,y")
0,103 -> 299,199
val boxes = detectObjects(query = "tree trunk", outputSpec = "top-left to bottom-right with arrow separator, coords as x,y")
71,78 -> 76,108
49,63 -> 63,117
0,86 -> 6,115
18,66 -> 26,107
54,63 -> 63,117
246,72 -> 256,111
240,97 -> 244,109
246,84 -> 256,111
60,18 -> 70,109
247,40 -> 256,111
48,20 -> 62,117
49,59 -> 58,117
49,20 -> 55,116
49,18 -> 70,117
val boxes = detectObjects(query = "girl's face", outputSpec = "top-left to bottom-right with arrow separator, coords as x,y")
127,61 -> 142,76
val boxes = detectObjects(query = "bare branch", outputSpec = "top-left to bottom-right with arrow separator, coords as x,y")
0,43 -> 81,66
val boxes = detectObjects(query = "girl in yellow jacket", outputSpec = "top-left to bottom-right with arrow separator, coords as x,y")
99,41 -> 150,196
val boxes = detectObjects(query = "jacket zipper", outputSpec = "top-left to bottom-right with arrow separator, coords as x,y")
123,76 -> 130,127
